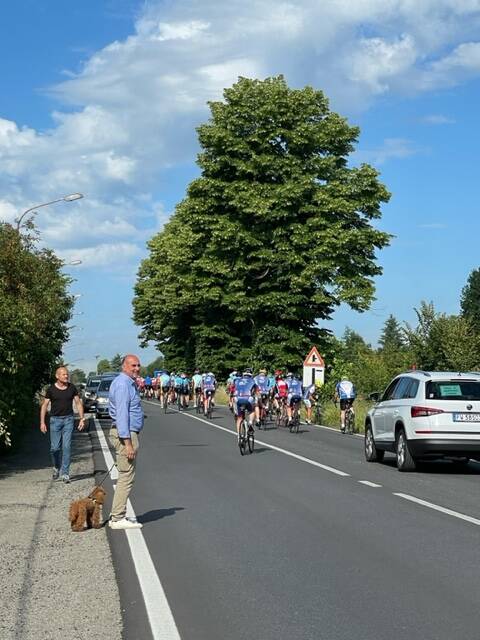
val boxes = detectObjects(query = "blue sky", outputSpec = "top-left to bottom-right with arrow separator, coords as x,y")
1,1 -> 479,374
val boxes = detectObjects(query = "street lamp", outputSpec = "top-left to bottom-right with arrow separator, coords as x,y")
15,193 -> 84,230
63,259 -> 83,266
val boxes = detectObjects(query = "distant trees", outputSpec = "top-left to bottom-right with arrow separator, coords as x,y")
0,223 -> 73,448
461,268 -> 480,333
96,359 -> 112,374
134,76 -> 390,376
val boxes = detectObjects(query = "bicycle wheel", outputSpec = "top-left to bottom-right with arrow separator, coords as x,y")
207,399 -> 212,419
164,395 -> 168,414
239,421 -> 246,456
347,409 -> 355,434
247,429 -> 254,453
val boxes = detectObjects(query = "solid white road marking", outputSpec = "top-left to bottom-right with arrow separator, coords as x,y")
145,402 -> 350,478
394,493 -> 480,527
358,480 -> 382,488
93,418 -> 181,640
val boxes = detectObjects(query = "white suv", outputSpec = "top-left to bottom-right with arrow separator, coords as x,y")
364,371 -> 480,471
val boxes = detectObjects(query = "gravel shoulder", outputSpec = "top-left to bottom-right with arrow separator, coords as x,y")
0,419 -> 122,640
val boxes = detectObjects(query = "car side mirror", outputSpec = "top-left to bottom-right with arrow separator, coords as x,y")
369,392 -> 380,402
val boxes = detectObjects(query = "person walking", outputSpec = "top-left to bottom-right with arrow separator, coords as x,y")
108,354 -> 144,530
40,366 -> 86,483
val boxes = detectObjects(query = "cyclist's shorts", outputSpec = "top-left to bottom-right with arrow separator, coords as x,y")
303,399 -> 312,409
288,394 -> 302,407
181,385 -> 189,394
236,397 -> 253,416
194,387 -> 202,393
175,386 -> 182,394
145,384 -> 152,391
340,398 -> 354,410
204,389 -> 215,398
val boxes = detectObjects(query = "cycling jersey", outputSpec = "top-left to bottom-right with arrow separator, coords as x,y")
202,374 -> 216,391
174,375 -> 183,389
275,379 -> 288,398
180,377 -> 190,392
267,376 -> 276,391
160,373 -> 170,388
192,374 -> 203,390
303,384 -> 315,400
286,377 -> 303,396
234,376 -> 257,399
144,376 -> 152,387
336,380 -> 356,400
254,374 -> 269,394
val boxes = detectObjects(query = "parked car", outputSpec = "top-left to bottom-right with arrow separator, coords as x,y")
365,371 -> 480,471
83,376 -> 103,412
92,377 -> 117,419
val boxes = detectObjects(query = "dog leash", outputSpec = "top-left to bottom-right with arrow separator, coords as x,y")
88,462 -> 117,498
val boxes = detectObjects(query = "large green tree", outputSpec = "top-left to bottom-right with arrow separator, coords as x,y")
379,314 -> 404,351
461,268 -> 480,333
0,223 -> 73,448
134,76 -> 390,376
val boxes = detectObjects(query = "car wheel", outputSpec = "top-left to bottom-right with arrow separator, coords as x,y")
365,424 -> 384,462
396,428 -> 416,472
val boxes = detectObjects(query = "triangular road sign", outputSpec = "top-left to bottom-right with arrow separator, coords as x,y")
303,346 -> 324,367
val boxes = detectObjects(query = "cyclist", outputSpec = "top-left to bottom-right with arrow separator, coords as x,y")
335,375 -> 356,433
273,370 -> 288,412
174,372 -> 183,407
191,369 -> 203,409
254,368 -> 270,426
227,369 -> 239,412
178,373 -> 189,409
202,371 -> 217,415
234,369 -> 257,442
144,374 -> 153,399
286,372 -> 302,426
151,375 -> 158,399
159,371 -> 171,407
303,381 -> 317,424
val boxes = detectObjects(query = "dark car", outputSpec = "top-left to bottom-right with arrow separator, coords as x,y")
83,376 -> 103,412
93,376 -> 119,419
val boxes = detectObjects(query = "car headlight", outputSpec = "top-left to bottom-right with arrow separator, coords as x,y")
97,397 -> 108,405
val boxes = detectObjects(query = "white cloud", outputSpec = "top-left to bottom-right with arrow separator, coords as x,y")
355,138 -> 419,165
1,0 -> 480,267
58,242 -> 142,268
421,114 -> 456,125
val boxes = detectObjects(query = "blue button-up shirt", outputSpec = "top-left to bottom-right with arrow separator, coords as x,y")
108,373 -> 144,439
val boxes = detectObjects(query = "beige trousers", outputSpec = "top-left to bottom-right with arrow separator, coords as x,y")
109,427 -> 139,521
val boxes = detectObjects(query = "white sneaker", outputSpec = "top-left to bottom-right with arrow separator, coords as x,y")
109,517 -> 143,530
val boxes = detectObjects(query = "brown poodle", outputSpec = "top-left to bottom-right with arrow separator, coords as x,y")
69,486 -> 106,532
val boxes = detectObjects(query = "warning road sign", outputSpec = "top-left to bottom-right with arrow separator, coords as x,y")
303,346 -> 324,367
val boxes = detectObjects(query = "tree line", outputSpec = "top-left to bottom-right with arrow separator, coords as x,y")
0,223 -> 73,449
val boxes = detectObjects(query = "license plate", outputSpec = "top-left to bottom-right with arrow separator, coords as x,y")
453,413 -> 480,422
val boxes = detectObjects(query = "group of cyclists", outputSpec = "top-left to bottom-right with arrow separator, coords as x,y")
136,366 -> 356,443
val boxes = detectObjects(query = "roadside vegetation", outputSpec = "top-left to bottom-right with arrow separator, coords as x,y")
0,223 -> 73,449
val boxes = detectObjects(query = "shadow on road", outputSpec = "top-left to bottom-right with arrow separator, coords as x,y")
380,456 -> 480,475
137,507 -> 185,523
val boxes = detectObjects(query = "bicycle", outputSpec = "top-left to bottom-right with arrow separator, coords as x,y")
204,391 -> 213,419
289,400 -> 301,433
344,401 -> 356,434
276,398 -> 288,428
312,401 -> 323,425
238,413 -> 254,456
195,390 -> 203,414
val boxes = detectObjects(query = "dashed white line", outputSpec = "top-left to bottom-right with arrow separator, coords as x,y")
394,493 -> 480,527
358,480 -> 382,488
93,418 -> 181,640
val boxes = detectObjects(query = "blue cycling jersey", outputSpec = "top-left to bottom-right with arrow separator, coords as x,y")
303,384 -> 315,400
144,376 -> 152,386
160,373 -> 170,387
203,374 -> 216,390
235,377 -> 257,398
254,374 -> 269,393
286,378 -> 302,396
336,380 -> 356,400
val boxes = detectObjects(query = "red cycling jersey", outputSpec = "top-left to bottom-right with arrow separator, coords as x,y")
275,379 -> 288,398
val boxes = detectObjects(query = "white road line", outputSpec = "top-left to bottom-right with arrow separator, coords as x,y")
93,418 -> 181,640
148,403 -> 350,478
394,493 -> 480,527
358,480 -> 382,488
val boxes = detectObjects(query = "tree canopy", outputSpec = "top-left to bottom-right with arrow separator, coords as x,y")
133,76 -> 390,376
0,223 -> 73,448
461,268 -> 480,332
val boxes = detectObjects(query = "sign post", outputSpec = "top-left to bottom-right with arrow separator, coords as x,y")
303,346 -> 325,388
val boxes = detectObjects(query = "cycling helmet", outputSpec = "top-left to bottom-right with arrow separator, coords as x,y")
194,368 -> 200,374
181,373 -> 186,378
243,368 -> 253,376
286,372 -> 294,378
259,368 -> 267,375
274,369 -> 283,376
315,379 -> 323,389
208,371 -> 214,376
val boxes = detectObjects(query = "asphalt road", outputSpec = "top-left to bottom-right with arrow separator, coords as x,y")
97,401 -> 480,640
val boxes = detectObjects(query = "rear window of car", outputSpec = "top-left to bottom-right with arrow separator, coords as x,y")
98,379 -> 113,392
425,380 -> 480,401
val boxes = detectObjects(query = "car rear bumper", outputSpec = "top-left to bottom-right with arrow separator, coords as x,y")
95,406 -> 110,418
409,439 -> 480,459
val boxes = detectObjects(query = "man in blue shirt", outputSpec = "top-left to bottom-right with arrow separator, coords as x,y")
108,354 -> 144,530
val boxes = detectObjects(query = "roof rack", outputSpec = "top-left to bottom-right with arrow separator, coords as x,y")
407,369 -> 431,377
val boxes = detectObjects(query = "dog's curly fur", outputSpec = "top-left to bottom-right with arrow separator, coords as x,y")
69,486 -> 106,532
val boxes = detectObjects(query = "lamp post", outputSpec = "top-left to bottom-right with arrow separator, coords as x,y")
15,193 -> 83,230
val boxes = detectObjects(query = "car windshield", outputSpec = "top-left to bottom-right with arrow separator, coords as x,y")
86,379 -> 101,389
98,380 -> 113,392
425,380 -> 480,401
